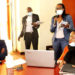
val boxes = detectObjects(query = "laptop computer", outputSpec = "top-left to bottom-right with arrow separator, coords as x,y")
59,64 -> 75,75
25,50 -> 55,68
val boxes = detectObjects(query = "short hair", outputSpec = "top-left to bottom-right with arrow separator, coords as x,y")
27,7 -> 33,11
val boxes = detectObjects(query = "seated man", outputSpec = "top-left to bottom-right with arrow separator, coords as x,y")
57,30 -> 75,68
0,40 -> 7,64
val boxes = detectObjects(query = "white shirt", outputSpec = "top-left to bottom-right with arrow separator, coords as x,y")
56,20 -> 64,38
26,15 -> 33,33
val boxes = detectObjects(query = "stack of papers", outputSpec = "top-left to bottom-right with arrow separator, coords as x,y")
14,59 -> 26,66
5,59 -> 26,68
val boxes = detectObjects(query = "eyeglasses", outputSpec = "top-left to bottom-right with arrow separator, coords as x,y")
56,7 -> 63,10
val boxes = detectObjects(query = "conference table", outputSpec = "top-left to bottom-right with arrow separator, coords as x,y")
0,62 -> 60,75
0,52 -> 60,75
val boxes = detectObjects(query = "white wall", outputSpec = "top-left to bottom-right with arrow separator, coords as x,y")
39,0 -> 62,49
0,0 -> 12,53
0,0 -> 7,40
16,0 -> 62,52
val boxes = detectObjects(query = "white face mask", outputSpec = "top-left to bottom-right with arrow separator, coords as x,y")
56,10 -> 63,15
28,12 -> 32,16
69,42 -> 75,47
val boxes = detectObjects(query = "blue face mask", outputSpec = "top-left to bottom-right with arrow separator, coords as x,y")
28,12 -> 32,16
69,42 -> 75,47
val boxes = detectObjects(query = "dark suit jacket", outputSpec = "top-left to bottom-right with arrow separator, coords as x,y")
0,40 -> 7,58
19,14 -> 40,40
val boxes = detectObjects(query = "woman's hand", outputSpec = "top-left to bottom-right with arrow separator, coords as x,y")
54,17 -> 58,25
54,16 -> 63,25
61,24 -> 69,28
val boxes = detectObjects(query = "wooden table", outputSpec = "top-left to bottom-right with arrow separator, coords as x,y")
0,63 -> 60,75
0,52 -> 60,75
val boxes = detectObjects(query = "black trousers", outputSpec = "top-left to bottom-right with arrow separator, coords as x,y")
24,32 -> 38,50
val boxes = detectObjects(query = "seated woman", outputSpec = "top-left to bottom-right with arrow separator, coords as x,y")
57,30 -> 75,68
0,40 -> 7,64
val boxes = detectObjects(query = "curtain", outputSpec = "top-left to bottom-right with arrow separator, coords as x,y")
63,0 -> 75,28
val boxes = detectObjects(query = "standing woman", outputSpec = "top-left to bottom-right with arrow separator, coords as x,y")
50,3 -> 74,62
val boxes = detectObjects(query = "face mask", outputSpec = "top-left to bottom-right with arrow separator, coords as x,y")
28,12 -> 32,16
69,42 -> 75,47
56,10 -> 63,15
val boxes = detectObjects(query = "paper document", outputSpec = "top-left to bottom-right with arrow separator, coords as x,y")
35,21 -> 43,24
62,21 -> 68,25
5,58 -> 26,68
14,59 -> 26,66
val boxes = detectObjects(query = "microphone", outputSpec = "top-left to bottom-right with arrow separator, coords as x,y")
53,15 -> 59,25
54,15 -> 59,18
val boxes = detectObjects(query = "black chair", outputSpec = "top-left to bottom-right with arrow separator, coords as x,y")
0,40 -> 7,60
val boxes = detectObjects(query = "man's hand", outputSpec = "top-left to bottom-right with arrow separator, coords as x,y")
72,65 -> 75,68
59,60 -> 66,69
1,48 -> 5,54
18,36 -> 20,41
32,22 -> 38,27
57,60 -> 62,64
